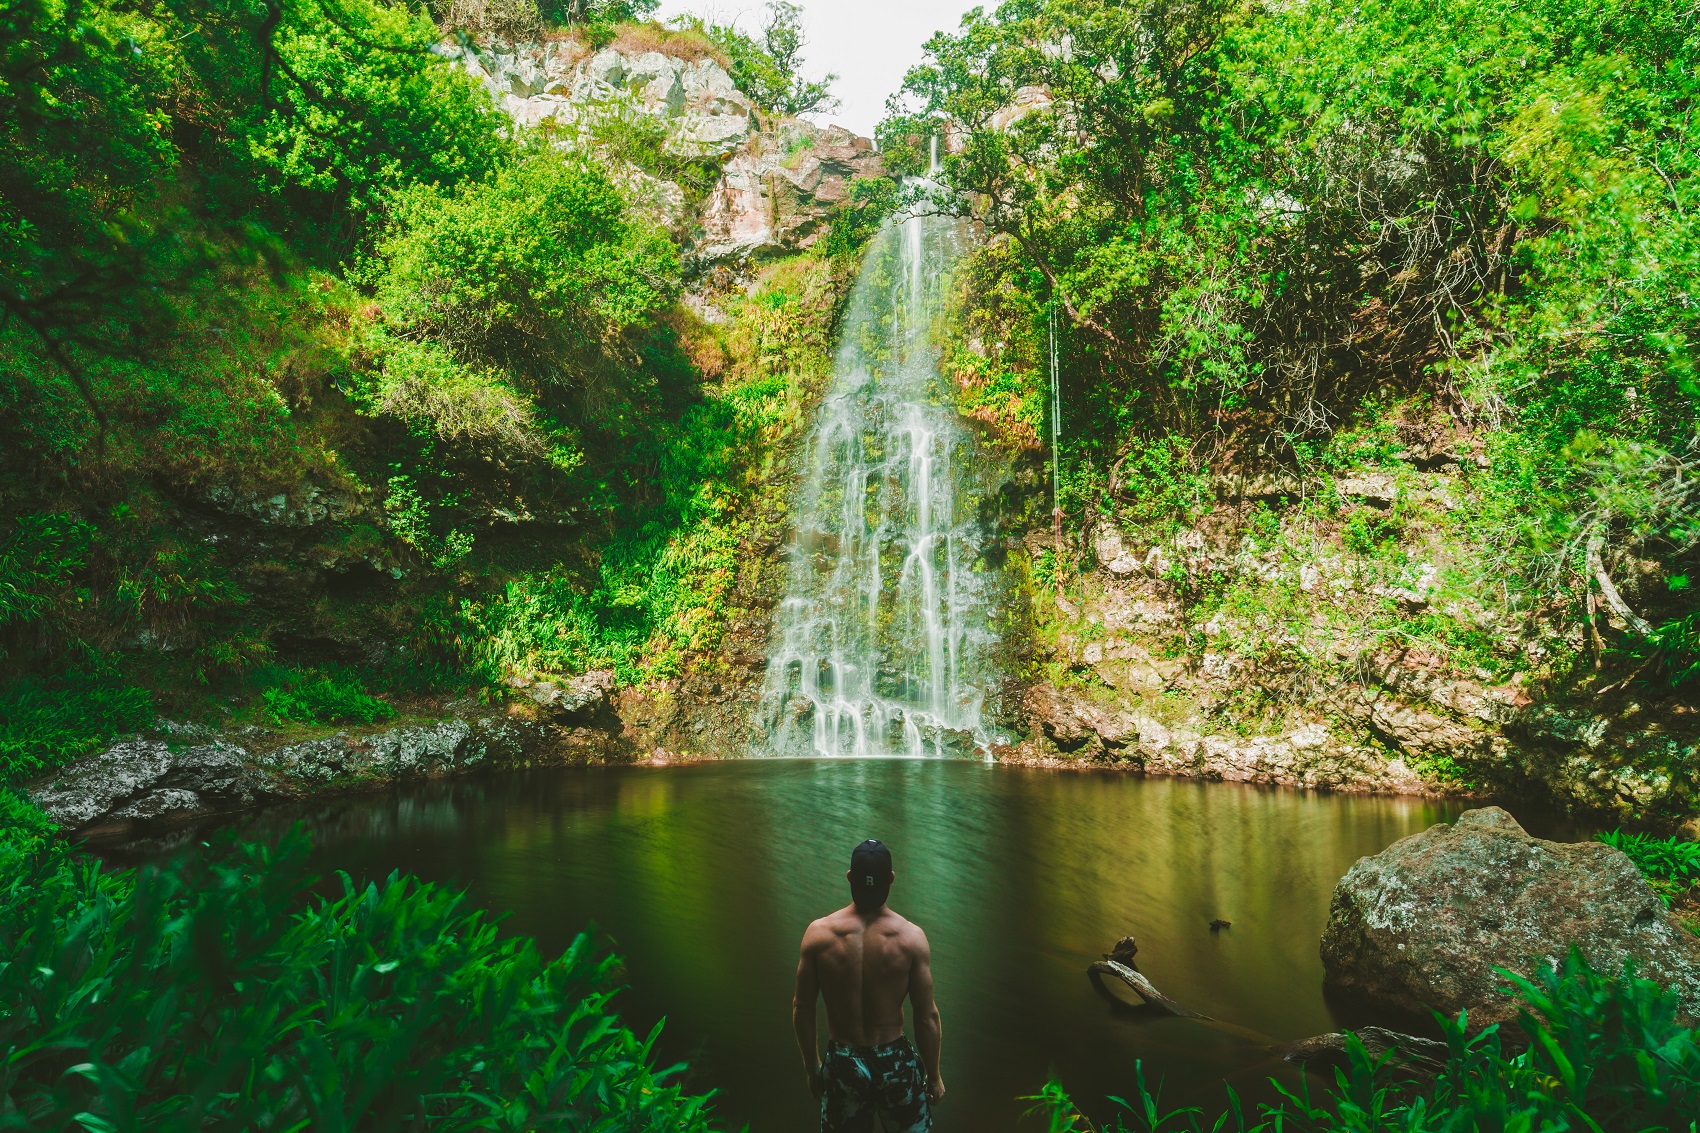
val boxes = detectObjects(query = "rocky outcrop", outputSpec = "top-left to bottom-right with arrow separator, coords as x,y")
437,40 -> 884,264
31,738 -> 283,831
694,122 -> 880,262
1010,463 -> 1699,820
1320,807 -> 1700,1027
257,719 -> 497,785
29,701 -> 631,837
1009,682 -> 1429,793
507,668 -> 618,726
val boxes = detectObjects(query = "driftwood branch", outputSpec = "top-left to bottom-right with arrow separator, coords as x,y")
1586,534 -> 1653,636
1088,960 -> 1206,1018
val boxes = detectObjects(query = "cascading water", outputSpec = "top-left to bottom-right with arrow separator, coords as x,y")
759,187 -> 1000,758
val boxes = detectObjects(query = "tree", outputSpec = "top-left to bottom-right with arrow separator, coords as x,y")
684,2 -> 839,117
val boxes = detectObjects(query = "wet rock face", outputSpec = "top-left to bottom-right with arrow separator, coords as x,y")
1321,807 -> 1700,1027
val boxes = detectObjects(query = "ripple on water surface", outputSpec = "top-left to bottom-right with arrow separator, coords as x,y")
225,760 -> 1463,1132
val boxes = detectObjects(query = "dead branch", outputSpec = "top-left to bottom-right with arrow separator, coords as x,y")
1586,534 -> 1653,636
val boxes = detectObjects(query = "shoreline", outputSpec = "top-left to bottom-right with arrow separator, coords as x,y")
60,736 -> 1599,857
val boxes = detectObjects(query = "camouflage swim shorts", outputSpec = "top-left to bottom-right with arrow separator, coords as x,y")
819,1036 -> 933,1133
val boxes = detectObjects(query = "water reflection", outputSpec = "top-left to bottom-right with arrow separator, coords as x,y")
221,761 -> 1462,1131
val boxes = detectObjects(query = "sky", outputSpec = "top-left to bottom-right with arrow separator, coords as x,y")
651,0 -> 981,138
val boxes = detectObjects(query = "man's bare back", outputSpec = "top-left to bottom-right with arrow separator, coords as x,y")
793,840 -> 943,1133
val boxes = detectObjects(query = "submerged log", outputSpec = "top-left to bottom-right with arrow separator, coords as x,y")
1277,1026 -> 1449,1079
1087,960 -> 1206,1018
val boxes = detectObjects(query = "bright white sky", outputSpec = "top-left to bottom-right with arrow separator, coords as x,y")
651,0 -> 981,138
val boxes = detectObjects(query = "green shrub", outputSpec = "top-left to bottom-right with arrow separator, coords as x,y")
1109,437 -> 1213,530
1636,603 -> 1700,688
0,677 -> 153,784
0,827 -> 721,1131
0,789 -> 57,844
1342,510 -> 1400,557
1598,829 -> 1700,906
259,667 -> 396,727
1030,950 -> 1699,1132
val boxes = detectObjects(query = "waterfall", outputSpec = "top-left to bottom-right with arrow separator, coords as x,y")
759,203 -> 998,758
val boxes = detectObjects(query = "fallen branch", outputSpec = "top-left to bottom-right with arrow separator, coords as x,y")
1087,960 -> 1206,1018
1586,534 -> 1654,636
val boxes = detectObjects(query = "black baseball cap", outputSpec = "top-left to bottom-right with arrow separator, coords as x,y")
849,839 -> 894,911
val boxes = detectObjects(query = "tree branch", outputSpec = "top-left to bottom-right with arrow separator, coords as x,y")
1586,533 -> 1653,636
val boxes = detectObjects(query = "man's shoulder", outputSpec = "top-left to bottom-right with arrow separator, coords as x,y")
802,907 -> 853,946
878,909 -> 929,950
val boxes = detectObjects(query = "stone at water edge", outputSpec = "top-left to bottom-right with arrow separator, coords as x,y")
1279,1027 -> 1449,1079
1320,807 -> 1700,1028
30,738 -> 281,830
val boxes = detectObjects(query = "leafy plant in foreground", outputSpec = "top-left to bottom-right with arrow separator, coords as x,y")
1031,950 -> 1699,1132
0,826 -> 722,1131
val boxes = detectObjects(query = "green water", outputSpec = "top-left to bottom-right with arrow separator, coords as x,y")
238,759 -> 1462,1131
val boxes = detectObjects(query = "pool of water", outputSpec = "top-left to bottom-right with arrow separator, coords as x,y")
222,759 -> 1464,1131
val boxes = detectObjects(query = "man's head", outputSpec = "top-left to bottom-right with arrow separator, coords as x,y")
847,838 -> 894,913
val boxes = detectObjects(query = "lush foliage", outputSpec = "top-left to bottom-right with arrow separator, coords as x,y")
0,826 -> 721,1131
885,0 -> 1698,672
353,142 -> 681,524
259,666 -> 396,726
0,677 -> 152,784
1598,829 -> 1700,907
1,0 -> 869,753
1031,951 -> 1699,1132
461,252 -> 851,682
1,0 -> 509,713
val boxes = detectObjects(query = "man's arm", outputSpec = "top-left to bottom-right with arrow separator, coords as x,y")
908,929 -> 944,1104
792,929 -> 824,1098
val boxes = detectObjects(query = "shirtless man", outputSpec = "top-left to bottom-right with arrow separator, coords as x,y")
792,839 -> 944,1133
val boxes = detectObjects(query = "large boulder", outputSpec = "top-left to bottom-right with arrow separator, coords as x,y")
1321,807 -> 1700,1027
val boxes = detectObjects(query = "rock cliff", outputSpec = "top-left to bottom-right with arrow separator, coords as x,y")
438,38 -> 884,265
1000,457 -> 1700,823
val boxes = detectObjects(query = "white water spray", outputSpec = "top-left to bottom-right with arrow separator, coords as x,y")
760,192 -> 995,758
